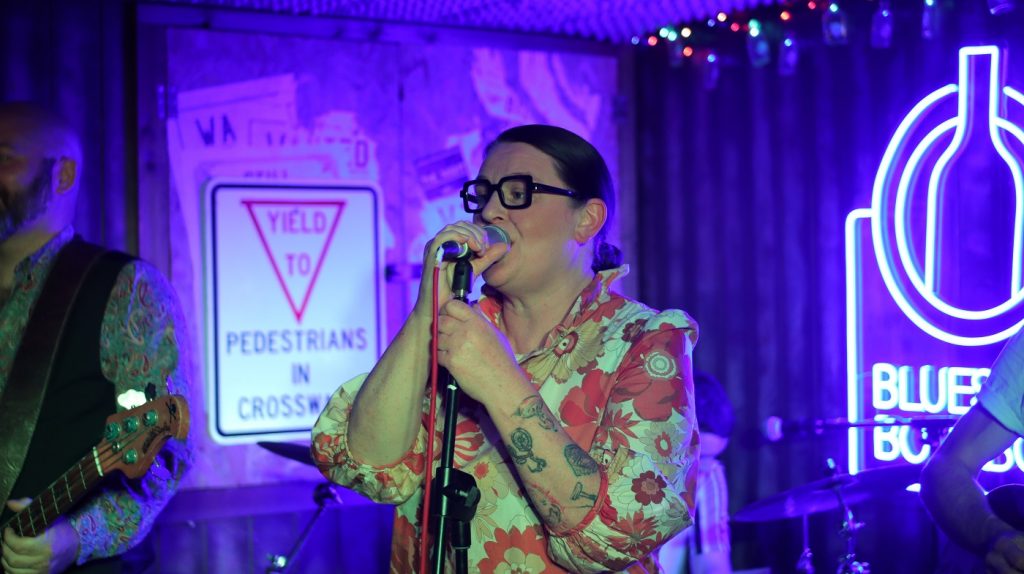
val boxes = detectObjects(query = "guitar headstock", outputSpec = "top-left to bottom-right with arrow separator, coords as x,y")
99,394 -> 190,479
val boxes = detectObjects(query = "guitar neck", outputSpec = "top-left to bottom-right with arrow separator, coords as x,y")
1,447 -> 107,537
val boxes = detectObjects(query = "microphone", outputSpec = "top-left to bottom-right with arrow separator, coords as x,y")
761,415 -> 959,442
762,416 -> 847,442
440,225 -> 509,261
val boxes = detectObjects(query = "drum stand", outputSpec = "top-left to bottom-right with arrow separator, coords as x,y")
827,460 -> 869,574
795,514 -> 814,574
266,482 -> 343,573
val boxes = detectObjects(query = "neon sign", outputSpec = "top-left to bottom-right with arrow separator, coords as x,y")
847,46 -> 1024,475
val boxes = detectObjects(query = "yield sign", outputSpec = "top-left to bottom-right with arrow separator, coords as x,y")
243,199 -> 345,323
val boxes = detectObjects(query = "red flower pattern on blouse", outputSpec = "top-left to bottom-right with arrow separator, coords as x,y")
596,408 -> 639,453
477,525 -> 551,574
610,332 -> 686,422
558,369 -> 609,444
631,470 -> 668,506
607,510 -> 663,557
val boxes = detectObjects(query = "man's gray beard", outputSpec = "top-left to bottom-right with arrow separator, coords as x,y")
0,159 -> 54,244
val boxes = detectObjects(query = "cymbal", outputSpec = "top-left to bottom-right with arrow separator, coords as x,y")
258,441 -> 316,467
733,464 -> 920,523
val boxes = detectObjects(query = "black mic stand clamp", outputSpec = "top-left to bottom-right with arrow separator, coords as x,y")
429,258 -> 481,574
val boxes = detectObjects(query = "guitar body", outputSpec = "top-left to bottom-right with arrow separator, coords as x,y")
989,484 -> 1024,531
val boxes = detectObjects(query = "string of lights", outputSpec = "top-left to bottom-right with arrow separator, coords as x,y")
632,0 -> 1016,85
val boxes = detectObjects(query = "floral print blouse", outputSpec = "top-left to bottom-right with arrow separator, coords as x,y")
0,228 -> 192,565
313,266 -> 699,573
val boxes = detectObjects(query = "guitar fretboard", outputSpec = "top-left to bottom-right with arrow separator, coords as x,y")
2,448 -> 104,537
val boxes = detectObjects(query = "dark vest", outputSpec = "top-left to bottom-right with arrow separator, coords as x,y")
1,242 -> 133,574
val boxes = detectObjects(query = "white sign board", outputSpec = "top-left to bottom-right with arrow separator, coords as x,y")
204,180 -> 382,443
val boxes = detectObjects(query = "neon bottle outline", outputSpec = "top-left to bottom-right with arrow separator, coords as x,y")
870,45 -> 1024,345
925,49 -> 1023,301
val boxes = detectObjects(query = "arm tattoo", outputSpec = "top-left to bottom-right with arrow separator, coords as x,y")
571,482 -> 598,503
525,481 -> 568,529
509,428 -> 547,473
564,444 -> 598,477
512,395 -> 561,431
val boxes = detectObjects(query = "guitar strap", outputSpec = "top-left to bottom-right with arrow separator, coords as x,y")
0,238 -> 112,506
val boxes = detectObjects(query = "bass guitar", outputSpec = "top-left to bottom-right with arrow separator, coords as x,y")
1,394 -> 189,536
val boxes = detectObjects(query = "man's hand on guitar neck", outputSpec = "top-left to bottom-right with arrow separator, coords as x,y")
1,499 -> 79,574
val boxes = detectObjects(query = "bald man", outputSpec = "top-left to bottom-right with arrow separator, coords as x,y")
0,102 -> 192,574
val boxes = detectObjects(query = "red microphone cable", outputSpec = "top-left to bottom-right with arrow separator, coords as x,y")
418,252 -> 444,574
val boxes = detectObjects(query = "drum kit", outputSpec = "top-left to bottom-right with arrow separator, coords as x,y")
733,458 -> 923,574
733,413 -> 963,573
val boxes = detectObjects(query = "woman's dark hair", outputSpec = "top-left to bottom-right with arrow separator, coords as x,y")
487,124 -> 623,272
693,370 -> 735,438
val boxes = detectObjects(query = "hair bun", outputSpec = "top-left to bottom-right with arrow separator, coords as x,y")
592,241 -> 623,272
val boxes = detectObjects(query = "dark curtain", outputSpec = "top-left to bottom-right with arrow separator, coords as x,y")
1,0 -> 135,251
635,2 -> 1024,571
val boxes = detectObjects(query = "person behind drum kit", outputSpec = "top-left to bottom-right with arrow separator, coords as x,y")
659,370 -> 735,574
311,124 -> 700,572
921,329 -> 1024,573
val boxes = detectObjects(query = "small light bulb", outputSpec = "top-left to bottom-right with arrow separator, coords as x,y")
870,0 -> 894,48
822,2 -> 849,45
704,52 -> 720,90
922,0 -> 940,39
779,32 -> 799,76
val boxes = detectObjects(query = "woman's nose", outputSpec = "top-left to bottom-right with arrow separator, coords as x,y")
480,190 -> 506,223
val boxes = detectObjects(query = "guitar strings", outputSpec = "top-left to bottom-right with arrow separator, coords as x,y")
5,418 -> 176,536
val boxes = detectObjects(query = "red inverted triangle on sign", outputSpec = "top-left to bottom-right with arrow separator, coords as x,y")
243,199 -> 346,323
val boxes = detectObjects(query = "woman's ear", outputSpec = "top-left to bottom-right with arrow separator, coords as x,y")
574,198 -> 608,244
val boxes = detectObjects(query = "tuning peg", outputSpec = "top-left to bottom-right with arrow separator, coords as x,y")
123,449 -> 139,465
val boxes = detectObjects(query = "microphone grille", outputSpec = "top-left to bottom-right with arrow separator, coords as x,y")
484,225 -> 509,246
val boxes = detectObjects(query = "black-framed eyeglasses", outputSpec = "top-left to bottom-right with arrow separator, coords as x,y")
460,175 -> 578,214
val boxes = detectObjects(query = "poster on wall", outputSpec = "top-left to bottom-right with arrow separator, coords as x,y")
204,180 -> 383,443
847,45 -> 1024,481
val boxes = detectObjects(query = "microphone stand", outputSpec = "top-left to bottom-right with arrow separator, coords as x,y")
430,257 -> 481,574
